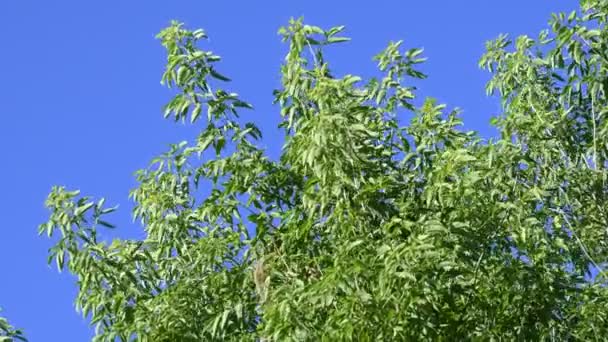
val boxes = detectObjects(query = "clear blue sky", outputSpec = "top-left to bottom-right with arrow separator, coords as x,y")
0,1 -> 576,340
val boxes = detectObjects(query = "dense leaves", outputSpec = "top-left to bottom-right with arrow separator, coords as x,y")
2,1 -> 607,340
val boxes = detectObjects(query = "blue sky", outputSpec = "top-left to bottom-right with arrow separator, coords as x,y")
0,1 -> 576,340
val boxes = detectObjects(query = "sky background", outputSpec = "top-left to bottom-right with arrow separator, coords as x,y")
0,1 -> 576,340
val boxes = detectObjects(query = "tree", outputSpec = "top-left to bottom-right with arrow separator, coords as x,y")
4,0 -> 608,340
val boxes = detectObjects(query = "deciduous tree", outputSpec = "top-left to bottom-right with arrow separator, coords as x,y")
5,0 -> 608,340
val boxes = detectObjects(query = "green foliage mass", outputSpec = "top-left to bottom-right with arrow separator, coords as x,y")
4,1 -> 608,340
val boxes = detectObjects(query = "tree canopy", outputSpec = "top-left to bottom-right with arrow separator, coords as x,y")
3,0 -> 608,340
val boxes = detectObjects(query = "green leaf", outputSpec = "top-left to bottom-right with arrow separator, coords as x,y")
75,202 -> 93,216
191,103 -> 202,123
327,36 -> 350,44
98,220 -> 116,228
209,68 -> 231,81
233,100 -> 253,109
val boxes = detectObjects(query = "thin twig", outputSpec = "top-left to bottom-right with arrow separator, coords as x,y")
305,38 -> 319,68
592,94 -> 598,170
579,35 -> 608,64
550,208 -> 606,278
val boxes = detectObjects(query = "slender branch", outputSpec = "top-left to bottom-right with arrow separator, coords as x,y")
579,35 -> 608,64
592,94 -> 598,170
550,208 -> 606,279
306,38 -> 319,69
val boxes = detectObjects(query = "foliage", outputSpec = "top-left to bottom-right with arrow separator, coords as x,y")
3,0 -> 608,340
0,311 -> 27,342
